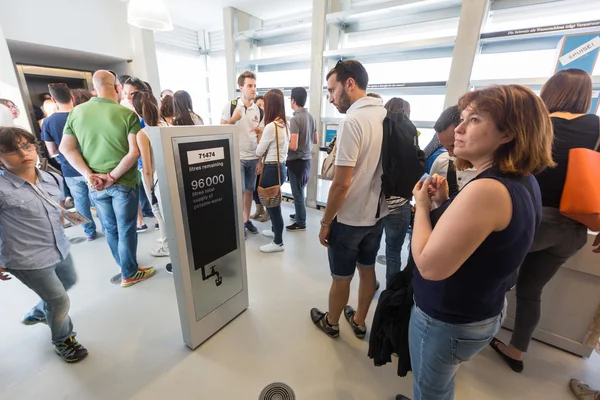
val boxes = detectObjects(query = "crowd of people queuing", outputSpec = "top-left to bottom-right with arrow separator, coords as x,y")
0,61 -> 599,400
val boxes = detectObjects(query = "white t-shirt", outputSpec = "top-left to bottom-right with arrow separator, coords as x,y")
221,98 -> 264,160
430,151 -> 477,191
335,96 -> 388,227
256,121 -> 289,163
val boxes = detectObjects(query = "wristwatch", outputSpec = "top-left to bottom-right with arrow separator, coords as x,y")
320,219 -> 332,228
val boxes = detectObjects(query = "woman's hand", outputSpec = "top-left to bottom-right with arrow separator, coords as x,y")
413,177 -> 432,209
429,174 -> 449,205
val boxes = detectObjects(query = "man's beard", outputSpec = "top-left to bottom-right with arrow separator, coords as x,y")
335,89 -> 352,114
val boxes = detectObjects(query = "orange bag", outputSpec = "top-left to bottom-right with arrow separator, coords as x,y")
559,128 -> 600,232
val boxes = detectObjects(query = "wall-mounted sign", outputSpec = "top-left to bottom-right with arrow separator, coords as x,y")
481,20 -> 600,39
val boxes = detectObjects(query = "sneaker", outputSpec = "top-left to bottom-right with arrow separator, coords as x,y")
154,223 -> 160,230
151,246 -> 170,257
244,220 -> 258,234
290,214 -> 296,220
156,238 -> 165,243
121,267 -> 156,287
22,314 -> 46,326
310,308 -> 339,338
344,305 -> 367,339
54,336 -> 88,363
262,230 -> 275,238
86,232 -> 98,242
569,379 -> 600,400
286,223 -> 306,232
260,241 -> 284,253
165,263 -> 173,274
136,224 -> 148,233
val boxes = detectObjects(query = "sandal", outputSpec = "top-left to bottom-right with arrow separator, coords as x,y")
489,337 -> 524,373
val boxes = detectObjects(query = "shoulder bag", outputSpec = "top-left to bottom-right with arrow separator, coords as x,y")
321,136 -> 337,181
257,123 -> 282,208
559,116 -> 600,231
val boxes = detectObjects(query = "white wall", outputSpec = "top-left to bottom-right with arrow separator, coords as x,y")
0,0 -> 133,60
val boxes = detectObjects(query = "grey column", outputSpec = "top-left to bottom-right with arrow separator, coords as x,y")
223,7 -> 237,101
443,0 -> 491,108
305,0 -> 328,209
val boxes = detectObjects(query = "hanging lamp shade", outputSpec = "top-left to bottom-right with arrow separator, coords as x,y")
127,0 -> 174,31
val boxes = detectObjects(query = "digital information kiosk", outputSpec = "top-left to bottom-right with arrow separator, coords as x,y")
150,125 -> 248,350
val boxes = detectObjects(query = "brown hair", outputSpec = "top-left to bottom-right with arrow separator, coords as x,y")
0,127 -> 39,161
132,91 -> 160,126
237,71 -> 256,88
160,95 -> 174,119
456,85 -> 555,175
263,89 -> 286,126
385,97 -> 411,118
540,69 -> 592,114
72,89 -> 94,106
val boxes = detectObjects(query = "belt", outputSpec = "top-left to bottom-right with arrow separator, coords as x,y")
264,161 -> 283,165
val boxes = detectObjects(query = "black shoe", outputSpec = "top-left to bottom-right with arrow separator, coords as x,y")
55,336 -> 88,363
154,223 -> 159,230
286,223 -> 306,232
289,214 -> 296,220
375,280 -> 380,291
310,308 -> 339,338
136,224 -> 148,233
343,305 -> 367,339
489,338 -> 524,373
165,263 -> 173,274
244,221 -> 258,234
396,395 -> 411,400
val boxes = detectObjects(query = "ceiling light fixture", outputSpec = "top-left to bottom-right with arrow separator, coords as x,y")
127,0 -> 174,31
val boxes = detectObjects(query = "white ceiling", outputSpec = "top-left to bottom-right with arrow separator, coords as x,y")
164,0 -> 314,31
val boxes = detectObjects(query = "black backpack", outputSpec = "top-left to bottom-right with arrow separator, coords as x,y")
230,100 -> 264,123
380,110 -> 426,201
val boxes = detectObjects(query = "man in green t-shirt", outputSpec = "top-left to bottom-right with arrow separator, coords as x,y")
60,70 -> 155,287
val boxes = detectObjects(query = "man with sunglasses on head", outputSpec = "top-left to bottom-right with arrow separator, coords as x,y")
60,70 -> 156,288
311,60 -> 387,340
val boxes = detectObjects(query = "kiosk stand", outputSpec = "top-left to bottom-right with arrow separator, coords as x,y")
150,126 -> 248,350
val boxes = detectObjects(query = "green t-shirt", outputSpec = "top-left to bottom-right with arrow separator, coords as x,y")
63,97 -> 141,188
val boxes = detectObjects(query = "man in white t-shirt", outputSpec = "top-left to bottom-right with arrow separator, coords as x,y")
221,71 -> 264,235
429,105 -> 477,198
311,60 -> 388,340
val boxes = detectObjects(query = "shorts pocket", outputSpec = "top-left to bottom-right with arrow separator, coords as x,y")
451,336 -> 493,365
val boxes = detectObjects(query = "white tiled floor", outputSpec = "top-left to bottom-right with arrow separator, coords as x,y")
0,202 -> 598,400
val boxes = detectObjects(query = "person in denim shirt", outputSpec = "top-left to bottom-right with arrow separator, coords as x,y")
0,127 -> 88,363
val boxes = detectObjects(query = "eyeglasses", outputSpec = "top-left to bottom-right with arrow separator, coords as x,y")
0,143 -> 37,156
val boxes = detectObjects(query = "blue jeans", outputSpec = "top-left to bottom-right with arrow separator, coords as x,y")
90,184 -> 139,279
138,171 -> 153,217
9,254 -> 77,344
262,163 -> 286,245
287,166 -> 307,227
65,176 -> 97,238
382,203 -> 411,282
241,159 -> 259,193
409,304 -> 501,400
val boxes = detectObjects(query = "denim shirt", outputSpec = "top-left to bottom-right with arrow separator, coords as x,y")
0,169 -> 69,270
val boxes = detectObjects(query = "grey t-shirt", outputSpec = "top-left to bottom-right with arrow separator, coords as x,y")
287,108 -> 316,161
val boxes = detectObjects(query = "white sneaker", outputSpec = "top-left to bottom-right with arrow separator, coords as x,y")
151,246 -> 170,257
156,238 -> 165,243
262,230 -> 275,238
260,241 -> 284,253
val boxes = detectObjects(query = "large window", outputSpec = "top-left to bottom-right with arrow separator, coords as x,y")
156,50 -> 209,122
207,53 -> 228,124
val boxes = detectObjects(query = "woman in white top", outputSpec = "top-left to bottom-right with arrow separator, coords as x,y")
172,90 -> 204,126
132,91 -> 170,263
255,89 -> 290,253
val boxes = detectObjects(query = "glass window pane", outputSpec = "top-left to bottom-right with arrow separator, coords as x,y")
471,50 -> 556,80
364,58 -> 452,84
344,18 -> 458,48
156,51 -> 209,122
257,69 -> 311,88
207,54 -> 228,124
380,94 -> 445,122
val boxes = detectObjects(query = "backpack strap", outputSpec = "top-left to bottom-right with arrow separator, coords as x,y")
230,99 -> 238,118
259,107 -> 264,124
